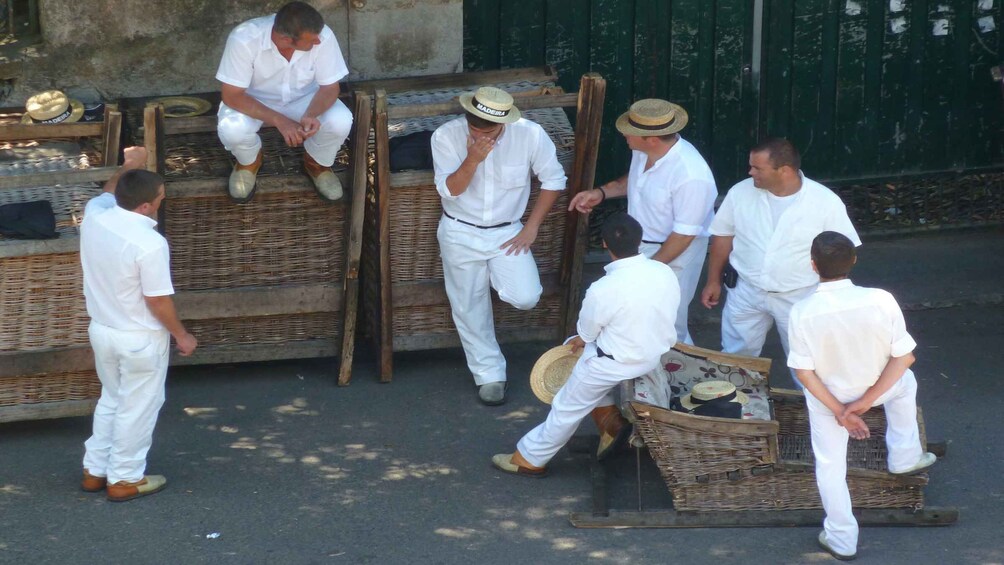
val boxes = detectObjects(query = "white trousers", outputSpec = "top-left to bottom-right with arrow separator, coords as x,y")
721,278 -> 815,388
82,321 -> 170,484
805,371 -> 923,556
517,343 -> 657,467
438,216 -> 542,385
217,95 -> 353,167
640,236 -> 708,346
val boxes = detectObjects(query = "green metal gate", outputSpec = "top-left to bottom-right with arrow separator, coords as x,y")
464,0 -> 1004,192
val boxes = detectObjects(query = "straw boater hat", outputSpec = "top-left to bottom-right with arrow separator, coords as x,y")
458,86 -> 521,124
615,98 -> 689,137
680,380 -> 748,411
529,344 -> 582,404
22,90 -> 84,124
149,96 -> 213,118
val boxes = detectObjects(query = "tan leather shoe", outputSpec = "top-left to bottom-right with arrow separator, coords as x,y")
818,530 -> 856,561
890,452 -> 936,476
492,451 -> 547,478
592,405 -> 632,461
304,152 -> 343,202
228,150 -> 263,203
106,475 -> 167,502
81,469 -> 107,492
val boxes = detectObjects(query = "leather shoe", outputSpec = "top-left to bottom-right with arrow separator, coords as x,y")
592,405 -> 631,460
818,530 -> 856,561
106,475 -> 167,502
228,150 -> 263,203
492,451 -> 547,478
304,152 -> 343,202
81,469 -> 106,492
478,382 -> 506,406
890,452 -> 936,475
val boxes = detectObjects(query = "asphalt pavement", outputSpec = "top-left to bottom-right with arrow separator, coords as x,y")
1,227 -> 1002,565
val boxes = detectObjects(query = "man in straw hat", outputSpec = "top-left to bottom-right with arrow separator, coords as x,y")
788,231 -> 936,561
700,138 -> 860,388
492,213 -> 679,476
568,99 -> 716,346
80,147 -> 198,502
216,1 -> 352,203
431,85 -> 567,406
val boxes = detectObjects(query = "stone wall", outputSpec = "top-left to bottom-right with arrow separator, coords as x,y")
1,0 -> 461,105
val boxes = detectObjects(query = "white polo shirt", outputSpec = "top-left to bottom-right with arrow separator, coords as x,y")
577,254 -> 680,365
216,15 -> 349,107
431,117 -> 567,226
709,174 -> 861,292
80,194 -> 175,331
787,279 -> 917,391
626,137 -> 717,242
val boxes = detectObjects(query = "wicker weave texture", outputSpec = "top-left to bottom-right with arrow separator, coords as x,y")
392,293 -> 563,336
0,370 -> 101,407
184,312 -> 341,346
0,253 -> 89,351
165,192 -> 346,290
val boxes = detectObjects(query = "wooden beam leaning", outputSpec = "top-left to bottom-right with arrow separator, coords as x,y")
561,73 -> 606,336
142,104 -> 161,174
100,106 -> 122,167
338,91 -> 373,386
373,90 -> 394,382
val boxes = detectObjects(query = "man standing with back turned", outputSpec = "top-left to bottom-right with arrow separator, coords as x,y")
80,146 -> 197,502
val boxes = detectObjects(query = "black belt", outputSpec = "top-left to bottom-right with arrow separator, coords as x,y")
596,346 -> 616,361
642,239 -> 664,245
443,211 -> 514,230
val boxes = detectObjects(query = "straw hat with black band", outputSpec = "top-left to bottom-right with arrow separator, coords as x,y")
23,90 -> 84,125
615,98 -> 689,137
680,380 -> 748,411
529,344 -> 582,404
458,86 -> 521,125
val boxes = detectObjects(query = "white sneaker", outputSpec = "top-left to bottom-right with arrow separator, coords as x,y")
818,530 -> 856,561
890,452 -> 936,475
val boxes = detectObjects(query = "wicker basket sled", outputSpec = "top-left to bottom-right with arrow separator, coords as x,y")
570,343 -> 959,528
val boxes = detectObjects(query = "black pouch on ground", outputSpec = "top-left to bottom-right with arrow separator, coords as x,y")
0,200 -> 58,239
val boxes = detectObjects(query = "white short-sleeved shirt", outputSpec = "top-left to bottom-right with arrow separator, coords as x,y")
709,174 -> 861,292
787,279 -> 917,391
626,137 -> 717,241
431,117 -> 567,226
216,15 -> 349,107
80,193 -> 175,331
577,254 -> 680,365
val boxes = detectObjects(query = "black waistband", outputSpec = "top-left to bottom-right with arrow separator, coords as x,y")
642,239 -> 663,245
443,211 -> 514,229
596,346 -> 616,361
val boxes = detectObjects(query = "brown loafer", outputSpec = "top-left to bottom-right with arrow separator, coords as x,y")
592,405 -> 631,461
81,469 -> 107,492
492,452 -> 547,478
106,475 -> 167,502
229,150 -> 263,203
304,152 -> 343,202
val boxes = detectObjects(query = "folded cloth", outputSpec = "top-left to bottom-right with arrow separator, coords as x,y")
0,200 -> 58,239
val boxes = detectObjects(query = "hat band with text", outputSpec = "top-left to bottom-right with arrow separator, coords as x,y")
35,107 -> 73,124
690,391 -> 737,405
473,98 -> 510,118
628,115 -> 677,131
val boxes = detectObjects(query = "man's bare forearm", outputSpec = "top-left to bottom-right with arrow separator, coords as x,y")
221,86 -> 286,127
706,235 -> 733,281
525,188 -> 561,228
304,84 -> 341,120
597,174 -> 628,199
652,232 -> 695,264
144,295 -> 190,340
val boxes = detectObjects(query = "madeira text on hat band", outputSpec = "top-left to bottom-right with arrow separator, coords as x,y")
690,391 -> 738,405
628,116 -> 679,131
37,107 -> 73,124
474,98 -> 509,118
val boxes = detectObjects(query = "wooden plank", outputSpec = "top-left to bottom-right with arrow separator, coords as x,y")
169,339 -> 339,366
392,274 -> 563,308
589,0 -> 634,182
499,0 -> 547,68
386,92 -> 579,119
709,0 -> 755,185
673,342 -> 773,375
0,166 -> 117,190
393,326 -> 561,352
632,0 -> 671,100
164,172 -> 351,198
0,122 -> 104,141
0,346 -> 93,378
691,0 -> 716,156
101,108 -> 122,167
961,0 -> 1003,168
875,0 -> 914,173
143,104 -> 160,173
787,0 -> 829,170
544,0 -> 591,94
761,0 -> 795,137
570,507 -> 960,528
833,0 -> 873,177
0,399 -> 97,424
338,92 -> 373,386
374,91 -> 395,382
350,67 -> 558,93
174,285 -> 342,320
858,0 -> 888,174
463,0 -> 502,71
0,235 -> 79,259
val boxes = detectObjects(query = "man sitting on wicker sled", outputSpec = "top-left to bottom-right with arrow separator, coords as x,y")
492,213 -> 679,476
788,231 -> 937,561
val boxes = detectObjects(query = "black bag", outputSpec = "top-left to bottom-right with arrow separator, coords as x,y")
722,262 -> 738,289
388,130 -> 434,172
0,200 -> 58,239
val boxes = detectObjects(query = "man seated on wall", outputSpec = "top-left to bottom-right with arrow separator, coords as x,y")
216,1 -> 352,203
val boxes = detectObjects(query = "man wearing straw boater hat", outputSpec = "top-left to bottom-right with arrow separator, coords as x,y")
568,99 -> 716,346
216,1 -> 352,203
431,86 -> 567,406
79,147 -> 198,502
492,213 -> 679,476
787,231 -> 935,561
699,138 -> 860,388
